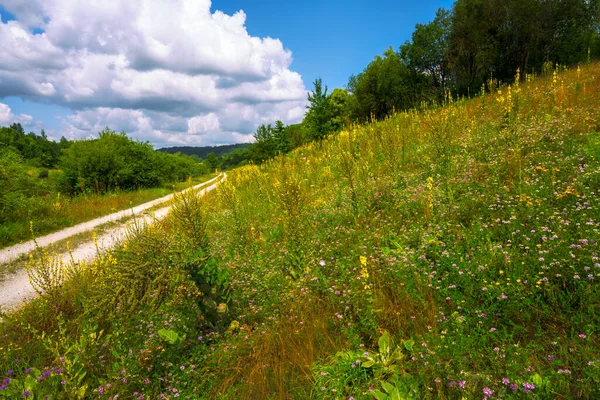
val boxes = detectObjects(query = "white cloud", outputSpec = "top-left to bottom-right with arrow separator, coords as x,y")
188,113 -> 220,135
0,0 -> 308,146
0,101 -> 34,126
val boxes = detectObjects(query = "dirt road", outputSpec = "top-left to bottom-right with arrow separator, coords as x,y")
0,174 -> 225,311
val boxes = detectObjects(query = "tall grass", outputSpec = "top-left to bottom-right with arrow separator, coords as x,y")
1,63 -> 600,399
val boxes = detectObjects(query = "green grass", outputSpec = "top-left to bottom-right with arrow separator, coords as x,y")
0,173 -> 215,249
1,64 -> 600,399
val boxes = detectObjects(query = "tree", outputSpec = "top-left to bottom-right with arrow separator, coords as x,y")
305,78 -> 332,142
273,120 -> 291,154
401,8 -> 452,98
205,152 -> 220,171
248,124 -> 276,163
328,88 -> 351,132
348,47 -> 428,121
448,0 -> 600,94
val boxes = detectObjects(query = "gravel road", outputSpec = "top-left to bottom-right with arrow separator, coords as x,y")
0,174 -> 224,311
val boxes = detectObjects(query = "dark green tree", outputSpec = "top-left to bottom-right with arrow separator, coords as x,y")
273,120 -> 291,154
328,88 -> 351,131
305,78 -> 332,142
401,8 -> 452,98
205,152 -> 220,171
348,47 -> 428,121
248,124 -> 276,163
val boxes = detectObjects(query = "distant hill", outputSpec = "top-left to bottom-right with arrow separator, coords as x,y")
158,143 -> 252,159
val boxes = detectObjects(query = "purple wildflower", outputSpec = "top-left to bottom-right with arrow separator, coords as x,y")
523,382 -> 536,393
483,387 -> 493,398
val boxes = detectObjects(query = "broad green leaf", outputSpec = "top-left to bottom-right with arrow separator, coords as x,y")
24,375 -> 37,391
381,381 -> 395,394
369,389 -> 389,400
532,373 -> 543,387
379,331 -> 391,354
389,389 -> 403,400
402,339 -> 414,352
158,329 -> 180,345
362,360 -> 376,368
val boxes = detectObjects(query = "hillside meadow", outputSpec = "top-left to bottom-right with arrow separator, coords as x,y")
1,63 -> 600,399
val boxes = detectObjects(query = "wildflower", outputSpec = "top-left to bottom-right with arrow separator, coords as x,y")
557,369 -> 572,374
6,371 -> 12,376
319,260 -> 326,266
23,392 -> 32,397
574,275 -> 580,279
459,380 -> 466,389
483,387 -> 494,398
502,378 -> 510,385
523,382 -> 536,393
579,334 -> 587,339
548,355 -> 555,361
509,384 -> 518,391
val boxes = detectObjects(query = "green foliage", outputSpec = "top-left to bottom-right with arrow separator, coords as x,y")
0,124 -> 64,168
449,0 -> 600,94
348,48 -> 427,121
248,124 -> 276,163
60,128 -> 200,194
401,8 -> 452,99
205,152 -> 220,171
273,120 -> 291,154
157,329 -> 185,345
306,78 -> 333,141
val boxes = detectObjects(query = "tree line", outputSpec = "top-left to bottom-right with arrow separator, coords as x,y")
0,124 -> 205,195
232,0 -> 600,166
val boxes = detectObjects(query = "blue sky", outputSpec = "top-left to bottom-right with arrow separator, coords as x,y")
212,0 -> 454,90
0,0 -> 453,146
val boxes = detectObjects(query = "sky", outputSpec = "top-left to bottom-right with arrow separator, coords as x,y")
0,0 -> 453,148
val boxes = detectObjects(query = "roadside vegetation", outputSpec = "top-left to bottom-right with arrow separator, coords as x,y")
0,127 -> 210,248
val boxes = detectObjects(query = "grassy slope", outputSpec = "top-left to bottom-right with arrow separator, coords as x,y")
1,65 -> 599,399
0,174 -> 215,249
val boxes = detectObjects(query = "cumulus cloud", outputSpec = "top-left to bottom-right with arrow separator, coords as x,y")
0,0 -> 308,146
0,101 -> 34,127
